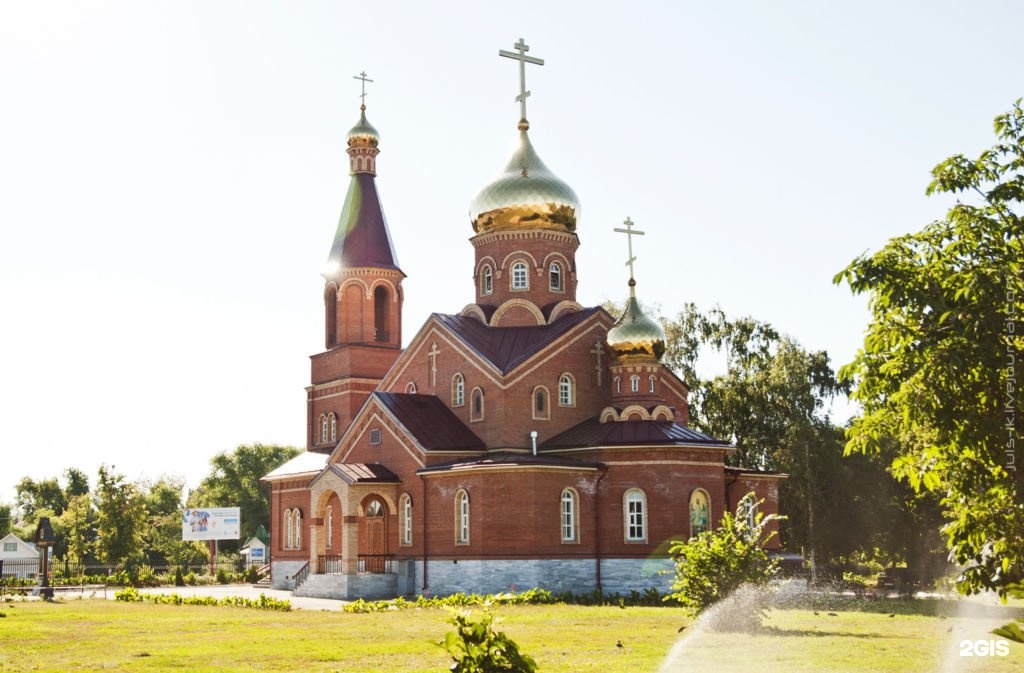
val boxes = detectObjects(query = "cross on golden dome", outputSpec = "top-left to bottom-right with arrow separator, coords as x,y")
499,38 -> 544,128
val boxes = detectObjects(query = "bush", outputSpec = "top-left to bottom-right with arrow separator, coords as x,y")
441,609 -> 537,673
114,588 -> 290,611
666,492 -> 783,623
215,569 -> 229,584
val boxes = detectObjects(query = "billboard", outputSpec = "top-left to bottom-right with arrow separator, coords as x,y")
181,507 -> 241,541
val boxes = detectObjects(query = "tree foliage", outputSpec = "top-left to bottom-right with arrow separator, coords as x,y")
667,493 -> 782,620
836,99 -> 1024,597
94,465 -> 148,567
189,443 -> 301,545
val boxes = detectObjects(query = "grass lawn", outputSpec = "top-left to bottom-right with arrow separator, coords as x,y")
0,597 -> 1022,672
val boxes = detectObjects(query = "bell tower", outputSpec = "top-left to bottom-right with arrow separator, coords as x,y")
308,73 -> 405,451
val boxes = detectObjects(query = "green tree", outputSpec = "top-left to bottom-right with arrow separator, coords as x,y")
64,467 -> 90,499
189,443 -> 301,545
835,100 -> 1024,597
15,476 -> 67,520
94,465 -> 148,567
143,476 -> 205,567
59,493 -> 96,564
0,502 -> 11,537
667,493 -> 782,626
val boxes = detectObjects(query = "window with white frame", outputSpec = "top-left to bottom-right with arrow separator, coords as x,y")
649,375 -> 656,393
320,415 -> 329,443
630,375 -> 640,393
406,381 -> 417,393
549,262 -> 562,291
401,494 -> 412,545
329,413 -> 337,442
455,490 -> 470,544
511,261 -> 528,290
614,377 -> 621,394
561,488 -> 578,543
558,374 -> 574,406
452,373 -> 465,407
284,508 -> 303,550
482,265 -> 493,295
369,428 -> 382,445
326,505 -> 333,548
624,489 -> 647,542
3,542 -> 16,552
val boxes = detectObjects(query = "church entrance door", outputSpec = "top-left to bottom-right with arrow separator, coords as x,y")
359,498 -> 386,573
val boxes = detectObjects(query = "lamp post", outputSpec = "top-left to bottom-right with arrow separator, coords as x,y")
34,517 -> 56,600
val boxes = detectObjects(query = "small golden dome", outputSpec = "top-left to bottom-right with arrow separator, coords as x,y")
607,283 -> 666,361
348,105 -> 379,146
470,129 -> 578,234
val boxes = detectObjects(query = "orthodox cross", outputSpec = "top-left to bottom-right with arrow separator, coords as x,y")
590,341 -> 604,386
613,216 -> 645,280
353,71 -> 373,106
499,38 -> 544,124
427,342 -> 440,387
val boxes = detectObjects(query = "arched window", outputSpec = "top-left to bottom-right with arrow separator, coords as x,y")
614,377 -> 621,394
740,496 -> 758,537
329,413 -> 337,442
366,499 -> 384,517
471,387 -> 484,422
558,374 -> 574,407
374,286 -> 389,342
481,265 -> 493,295
624,489 -> 647,542
561,488 -> 578,543
284,508 -> 303,550
630,375 -> 640,393
452,373 -> 465,407
400,494 -> 412,545
649,375 -> 656,393
326,505 -> 334,548
689,489 -> 710,538
455,490 -> 470,545
532,386 -> 550,420
511,261 -> 528,290
325,286 -> 338,347
320,415 -> 329,444
406,381 -> 417,393
549,262 -> 562,291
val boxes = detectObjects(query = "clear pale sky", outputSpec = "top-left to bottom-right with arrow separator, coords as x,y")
1,1 -> 1021,504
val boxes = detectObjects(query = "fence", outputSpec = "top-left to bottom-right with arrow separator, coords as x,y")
0,558 -> 247,585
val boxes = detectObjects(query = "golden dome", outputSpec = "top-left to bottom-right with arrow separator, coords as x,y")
470,129 -> 579,234
347,106 -> 379,146
607,283 -> 666,361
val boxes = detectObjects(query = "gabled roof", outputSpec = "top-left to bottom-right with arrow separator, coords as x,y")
325,463 -> 401,484
541,417 -> 732,450
432,307 -> 605,375
374,392 -> 485,452
327,173 -> 401,272
262,451 -> 328,481
418,451 -> 603,475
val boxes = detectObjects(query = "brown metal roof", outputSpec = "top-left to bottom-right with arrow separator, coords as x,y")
432,307 -> 605,374
374,392 -> 485,452
327,463 -> 401,484
542,417 -> 732,450
417,451 -> 604,474
327,173 -> 402,272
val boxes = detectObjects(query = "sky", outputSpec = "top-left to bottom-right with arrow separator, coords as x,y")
1,0 -> 1021,506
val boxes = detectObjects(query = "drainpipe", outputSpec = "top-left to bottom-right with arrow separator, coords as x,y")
530,431 -> 538,456
420,474 -> 429,594
594,466 -> 608,594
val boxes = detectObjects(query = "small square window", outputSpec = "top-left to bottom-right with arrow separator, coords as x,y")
3,542 -> 17,552
369,428 -> 382,445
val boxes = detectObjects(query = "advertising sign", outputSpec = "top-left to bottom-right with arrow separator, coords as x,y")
181,507 -> 241,541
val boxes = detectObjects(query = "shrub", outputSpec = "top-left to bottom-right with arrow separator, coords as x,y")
215,569 -> 229,585
666,492 -> 783,623
441,609 -> 537,673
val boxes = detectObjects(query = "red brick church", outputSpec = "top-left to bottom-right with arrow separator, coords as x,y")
263,42 -> 783,599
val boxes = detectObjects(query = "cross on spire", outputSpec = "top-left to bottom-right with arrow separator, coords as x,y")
499,38 -> 544,126
613,216 -> 646,280
353,71 -> 374,107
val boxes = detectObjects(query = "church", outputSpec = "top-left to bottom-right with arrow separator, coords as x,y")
262,41 -> 784,600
